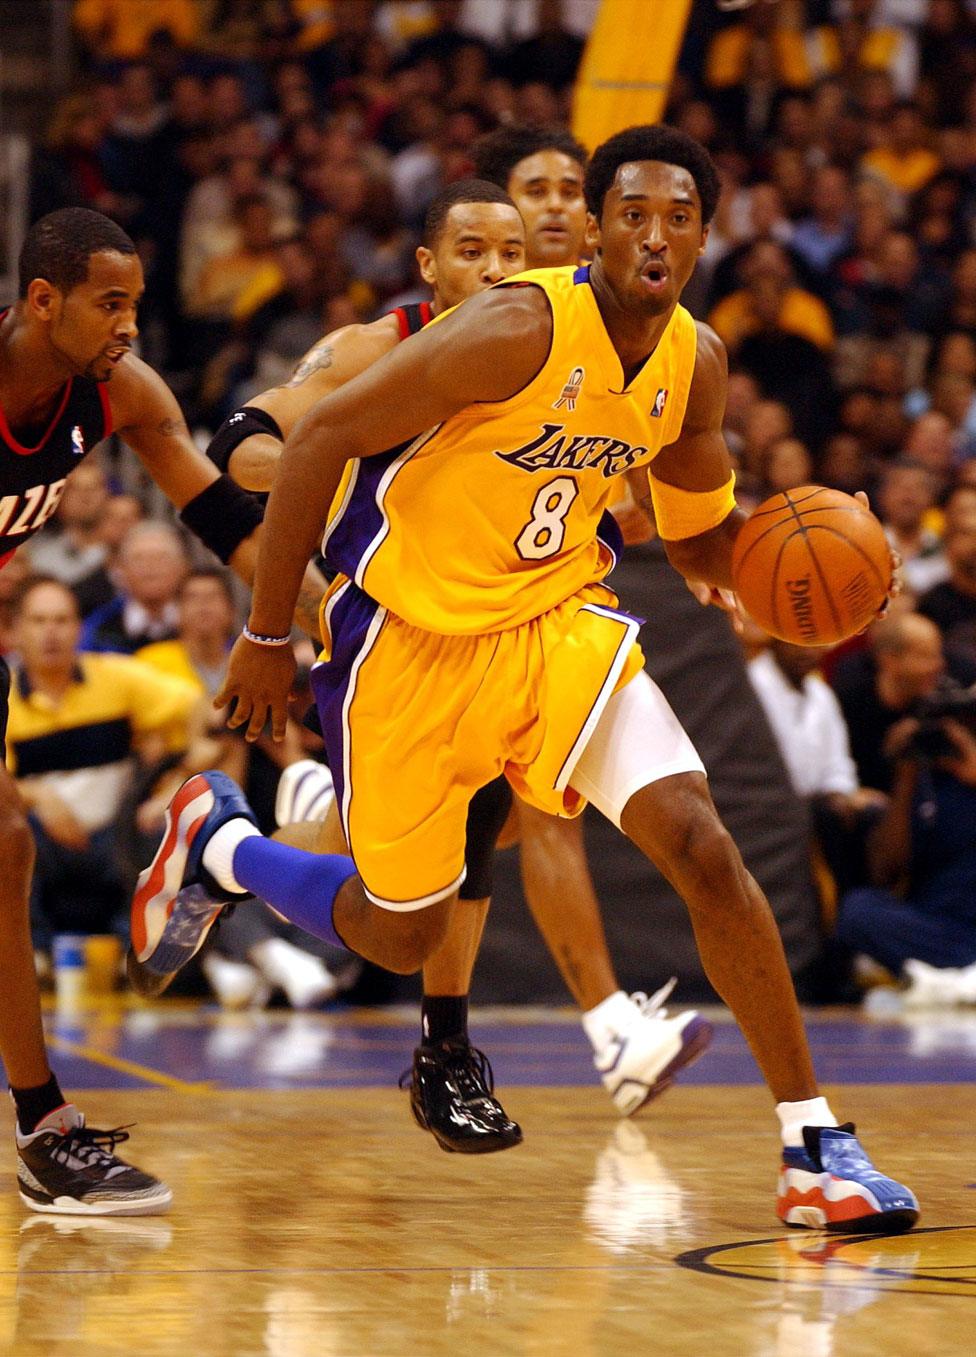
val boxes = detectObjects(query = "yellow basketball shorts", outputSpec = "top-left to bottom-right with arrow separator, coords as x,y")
309,577 -> 644,910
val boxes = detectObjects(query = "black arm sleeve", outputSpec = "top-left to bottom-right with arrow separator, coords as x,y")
206,407 -> 284,474
179,475 -> 265,563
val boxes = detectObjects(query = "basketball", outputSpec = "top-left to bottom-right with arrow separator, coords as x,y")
731,486 -> 892,646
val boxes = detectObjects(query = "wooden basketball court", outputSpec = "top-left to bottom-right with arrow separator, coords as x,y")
2,1001 -> 974,1356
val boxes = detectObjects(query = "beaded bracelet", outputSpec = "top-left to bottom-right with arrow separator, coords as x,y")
242,624 -> 291,647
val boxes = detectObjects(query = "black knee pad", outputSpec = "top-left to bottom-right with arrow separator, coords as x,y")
460,776 -> 513,900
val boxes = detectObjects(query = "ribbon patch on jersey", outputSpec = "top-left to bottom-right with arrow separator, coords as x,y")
650,389 -> 668,418
552,366 -> 585,412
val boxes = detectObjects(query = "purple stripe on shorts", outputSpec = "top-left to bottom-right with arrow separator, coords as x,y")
309,582 -> 382,841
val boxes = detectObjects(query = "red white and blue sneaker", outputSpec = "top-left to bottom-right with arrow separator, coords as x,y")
17,1105 -> 172,1216
128,771 -> 255,998
777,1124 -> 919,1233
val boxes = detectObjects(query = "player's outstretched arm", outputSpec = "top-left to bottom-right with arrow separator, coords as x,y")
107,356 -> 327,633
647,324 -> 747,592
218,285 -> 553,741
214,318 -> 401,491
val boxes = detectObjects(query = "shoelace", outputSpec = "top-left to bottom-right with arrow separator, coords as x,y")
398,1043 -> 497,1102
53,1124 -> 132,1169
630,977 -> 678,1022
444,1045 -> 496,1103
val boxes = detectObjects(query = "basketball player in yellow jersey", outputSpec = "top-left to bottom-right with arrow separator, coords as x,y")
211,150 -> 705,1147
136,126 -> 918,1233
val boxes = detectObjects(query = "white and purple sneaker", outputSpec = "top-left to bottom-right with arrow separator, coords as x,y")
274,758 -> 335,827
592,981 -> 713,1116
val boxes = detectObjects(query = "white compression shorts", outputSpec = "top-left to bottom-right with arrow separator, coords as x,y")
568,669 -> 706,828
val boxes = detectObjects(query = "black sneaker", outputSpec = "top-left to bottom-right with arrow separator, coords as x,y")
16,1105 -> 172,1216
400,1039 -> 523,1154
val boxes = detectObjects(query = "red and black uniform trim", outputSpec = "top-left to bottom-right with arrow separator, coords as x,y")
0,312 -> 111,568
390,301 -> 434,340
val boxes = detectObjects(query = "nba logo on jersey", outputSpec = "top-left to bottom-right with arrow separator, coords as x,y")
553,366 -> 585,412
651,389 -> 668,418
70,424 -> 85,456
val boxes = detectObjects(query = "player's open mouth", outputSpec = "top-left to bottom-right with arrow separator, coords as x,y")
641,262 -> 669,290
105,348 -> 129,364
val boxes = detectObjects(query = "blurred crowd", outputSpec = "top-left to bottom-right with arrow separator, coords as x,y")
10,0 -> 976,1009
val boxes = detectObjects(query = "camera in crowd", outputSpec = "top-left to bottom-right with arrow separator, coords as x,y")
906,680 -> 976,761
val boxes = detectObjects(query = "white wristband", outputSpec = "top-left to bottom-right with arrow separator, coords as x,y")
242,624 -> 291,647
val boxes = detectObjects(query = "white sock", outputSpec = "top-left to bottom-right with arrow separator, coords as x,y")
201,819 -> 261,893
581,991 -> 633,1051
776,1096 -> 839,1148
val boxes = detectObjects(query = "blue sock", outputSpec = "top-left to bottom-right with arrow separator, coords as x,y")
232,837 -> 357,950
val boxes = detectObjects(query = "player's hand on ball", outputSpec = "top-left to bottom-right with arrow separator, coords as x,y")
686,579 -> 745,633
854,490 -> 903,615
732,486 -> 891,645
215,633 -> 296,743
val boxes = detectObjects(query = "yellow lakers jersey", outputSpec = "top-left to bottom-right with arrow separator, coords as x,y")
323,265 -> 698,634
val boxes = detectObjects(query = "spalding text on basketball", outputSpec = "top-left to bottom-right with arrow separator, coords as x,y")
786,577 -> 817,640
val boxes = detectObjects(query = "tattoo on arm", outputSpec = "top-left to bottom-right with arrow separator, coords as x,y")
294,576 -> 326,640
286,345 -> 334,387
155,416 -> 190,437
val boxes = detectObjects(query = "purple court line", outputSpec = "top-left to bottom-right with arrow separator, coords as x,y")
42,1007 -> 976,1091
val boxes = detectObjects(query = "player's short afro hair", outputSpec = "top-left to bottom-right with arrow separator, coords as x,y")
584,125 -> 720,226
19,208 -> 136,297
422,178 -> 518,247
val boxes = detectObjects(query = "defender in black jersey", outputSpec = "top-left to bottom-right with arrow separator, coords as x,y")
0,208 -> 318,1214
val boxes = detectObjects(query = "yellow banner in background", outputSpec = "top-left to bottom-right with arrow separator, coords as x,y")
572,0 -> 694,150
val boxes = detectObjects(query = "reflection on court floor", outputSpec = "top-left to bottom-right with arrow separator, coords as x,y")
0,1003 -> 974,1356
36,1000 -> 976,1091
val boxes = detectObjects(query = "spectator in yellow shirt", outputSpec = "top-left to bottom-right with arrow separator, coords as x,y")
5,577 -> 203,956
708,239 -> 835,353
188,195 -> 284,322
862,101 -> 941,199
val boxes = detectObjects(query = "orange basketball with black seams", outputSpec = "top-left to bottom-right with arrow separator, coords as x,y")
731,486 -> 892,646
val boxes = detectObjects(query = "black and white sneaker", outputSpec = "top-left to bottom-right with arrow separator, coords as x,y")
16,1105 -> 172,1216
401,1039 -> 523,1154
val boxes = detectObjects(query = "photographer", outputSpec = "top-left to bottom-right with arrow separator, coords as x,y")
836,680 -> 976,983
832,612 -> 976,794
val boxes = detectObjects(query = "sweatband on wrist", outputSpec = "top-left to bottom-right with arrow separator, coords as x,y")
179,475 -> 264,563
206,406 -> 283,473
242,624 -> 291,647
650,472 -> 737,542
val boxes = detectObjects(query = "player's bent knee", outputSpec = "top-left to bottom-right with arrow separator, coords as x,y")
371,898 -> 452,974
623,772 -> 739,891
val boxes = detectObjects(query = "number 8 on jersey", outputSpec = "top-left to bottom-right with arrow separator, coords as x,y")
516,476 -> 579,560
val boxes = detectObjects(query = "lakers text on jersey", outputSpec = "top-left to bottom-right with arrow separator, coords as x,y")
323,265 -> 698,635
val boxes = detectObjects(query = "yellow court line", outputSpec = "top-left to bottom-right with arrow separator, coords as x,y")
46,1034 -> 216,1095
